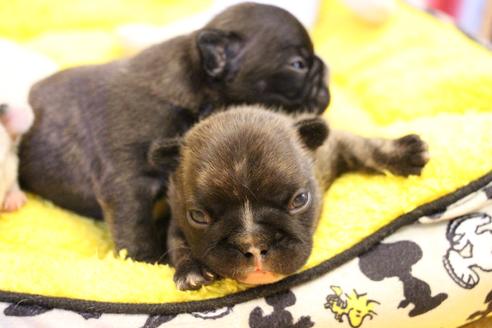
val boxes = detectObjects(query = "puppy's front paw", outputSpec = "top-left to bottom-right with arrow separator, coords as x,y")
387,134 -> 429,176
3,189 -> 27,212
174,261 -> 217,291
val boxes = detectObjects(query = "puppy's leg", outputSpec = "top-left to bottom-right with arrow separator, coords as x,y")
98,176 -> 164,263
340,131 -> 429,176
2,150 -> 27,212
316,129 -> 429,190
3,183 -> 27,212
168,221 -> 217,290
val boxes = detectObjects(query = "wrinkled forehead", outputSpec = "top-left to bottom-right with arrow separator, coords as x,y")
186,146 -> 310,209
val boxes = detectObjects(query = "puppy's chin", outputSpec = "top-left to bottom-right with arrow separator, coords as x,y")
203,245 -> 310,285
238,270 -> 284,285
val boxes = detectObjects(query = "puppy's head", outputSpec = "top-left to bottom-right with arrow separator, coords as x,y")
165,106 -> 328,284
196,3 -> 330,114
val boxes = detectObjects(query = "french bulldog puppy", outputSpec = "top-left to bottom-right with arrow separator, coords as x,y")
154,106 -> 428,290
19,3 -> 330,262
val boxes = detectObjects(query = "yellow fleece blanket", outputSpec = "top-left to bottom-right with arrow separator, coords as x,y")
0,0 -> 491,304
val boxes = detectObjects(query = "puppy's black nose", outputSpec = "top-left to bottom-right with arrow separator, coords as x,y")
243,247 -> 268,259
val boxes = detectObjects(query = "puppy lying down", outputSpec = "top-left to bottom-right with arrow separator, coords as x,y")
151,106 -> 429,290
20,3 -> 329,263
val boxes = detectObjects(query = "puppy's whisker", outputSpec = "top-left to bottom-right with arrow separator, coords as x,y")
157,246 -> 190,262
201,244 -> 216,260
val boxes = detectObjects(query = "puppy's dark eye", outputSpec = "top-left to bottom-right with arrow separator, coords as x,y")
187,209 -> 211,227
288,189 -> 311,214
290,57 -> 307,71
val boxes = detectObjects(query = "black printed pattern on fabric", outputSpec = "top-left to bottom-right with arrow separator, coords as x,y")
359,241 -> 448,317
419,183 -> 492,223
248,290 -> 314,328
443,213 -> 492,289
77,311 -> 102,320
141,314 -> 177,328
4,303 -> 103,320
468,290 -> 492,321
483,185 -> 492,199
4,303 -> 51,317
190,306 -> 233,320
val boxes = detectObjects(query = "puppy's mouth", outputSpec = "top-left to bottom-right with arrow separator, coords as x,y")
235,256 -> 286,285
237,268 -> 284,285
206,237 -> 312,285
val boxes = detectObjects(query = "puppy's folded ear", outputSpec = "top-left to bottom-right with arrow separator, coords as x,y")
148,137 -> 182,171
294,117 -> 329,150
196,29 -> 242,79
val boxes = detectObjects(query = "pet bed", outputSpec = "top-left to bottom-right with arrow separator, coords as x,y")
0,0 -> 491,327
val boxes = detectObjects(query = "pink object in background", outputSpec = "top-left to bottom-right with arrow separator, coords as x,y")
427,0 -> 462,18
2,105 -> 34,137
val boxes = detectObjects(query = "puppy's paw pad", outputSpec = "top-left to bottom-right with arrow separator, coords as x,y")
3,190 -> 27,212
174,262 -> 217,291
389,134 -> 429,176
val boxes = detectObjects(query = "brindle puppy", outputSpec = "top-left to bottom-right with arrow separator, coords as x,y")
154,106 -> 428,290
19,3 -> 329,262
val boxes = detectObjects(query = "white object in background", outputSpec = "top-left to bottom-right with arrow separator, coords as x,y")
118,0 -> 321,53
0,39 -> 58,111
344,0 -> 396,24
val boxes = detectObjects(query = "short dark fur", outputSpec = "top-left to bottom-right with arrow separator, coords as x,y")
19,3 -> 329,262
160,106 -> 429,290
